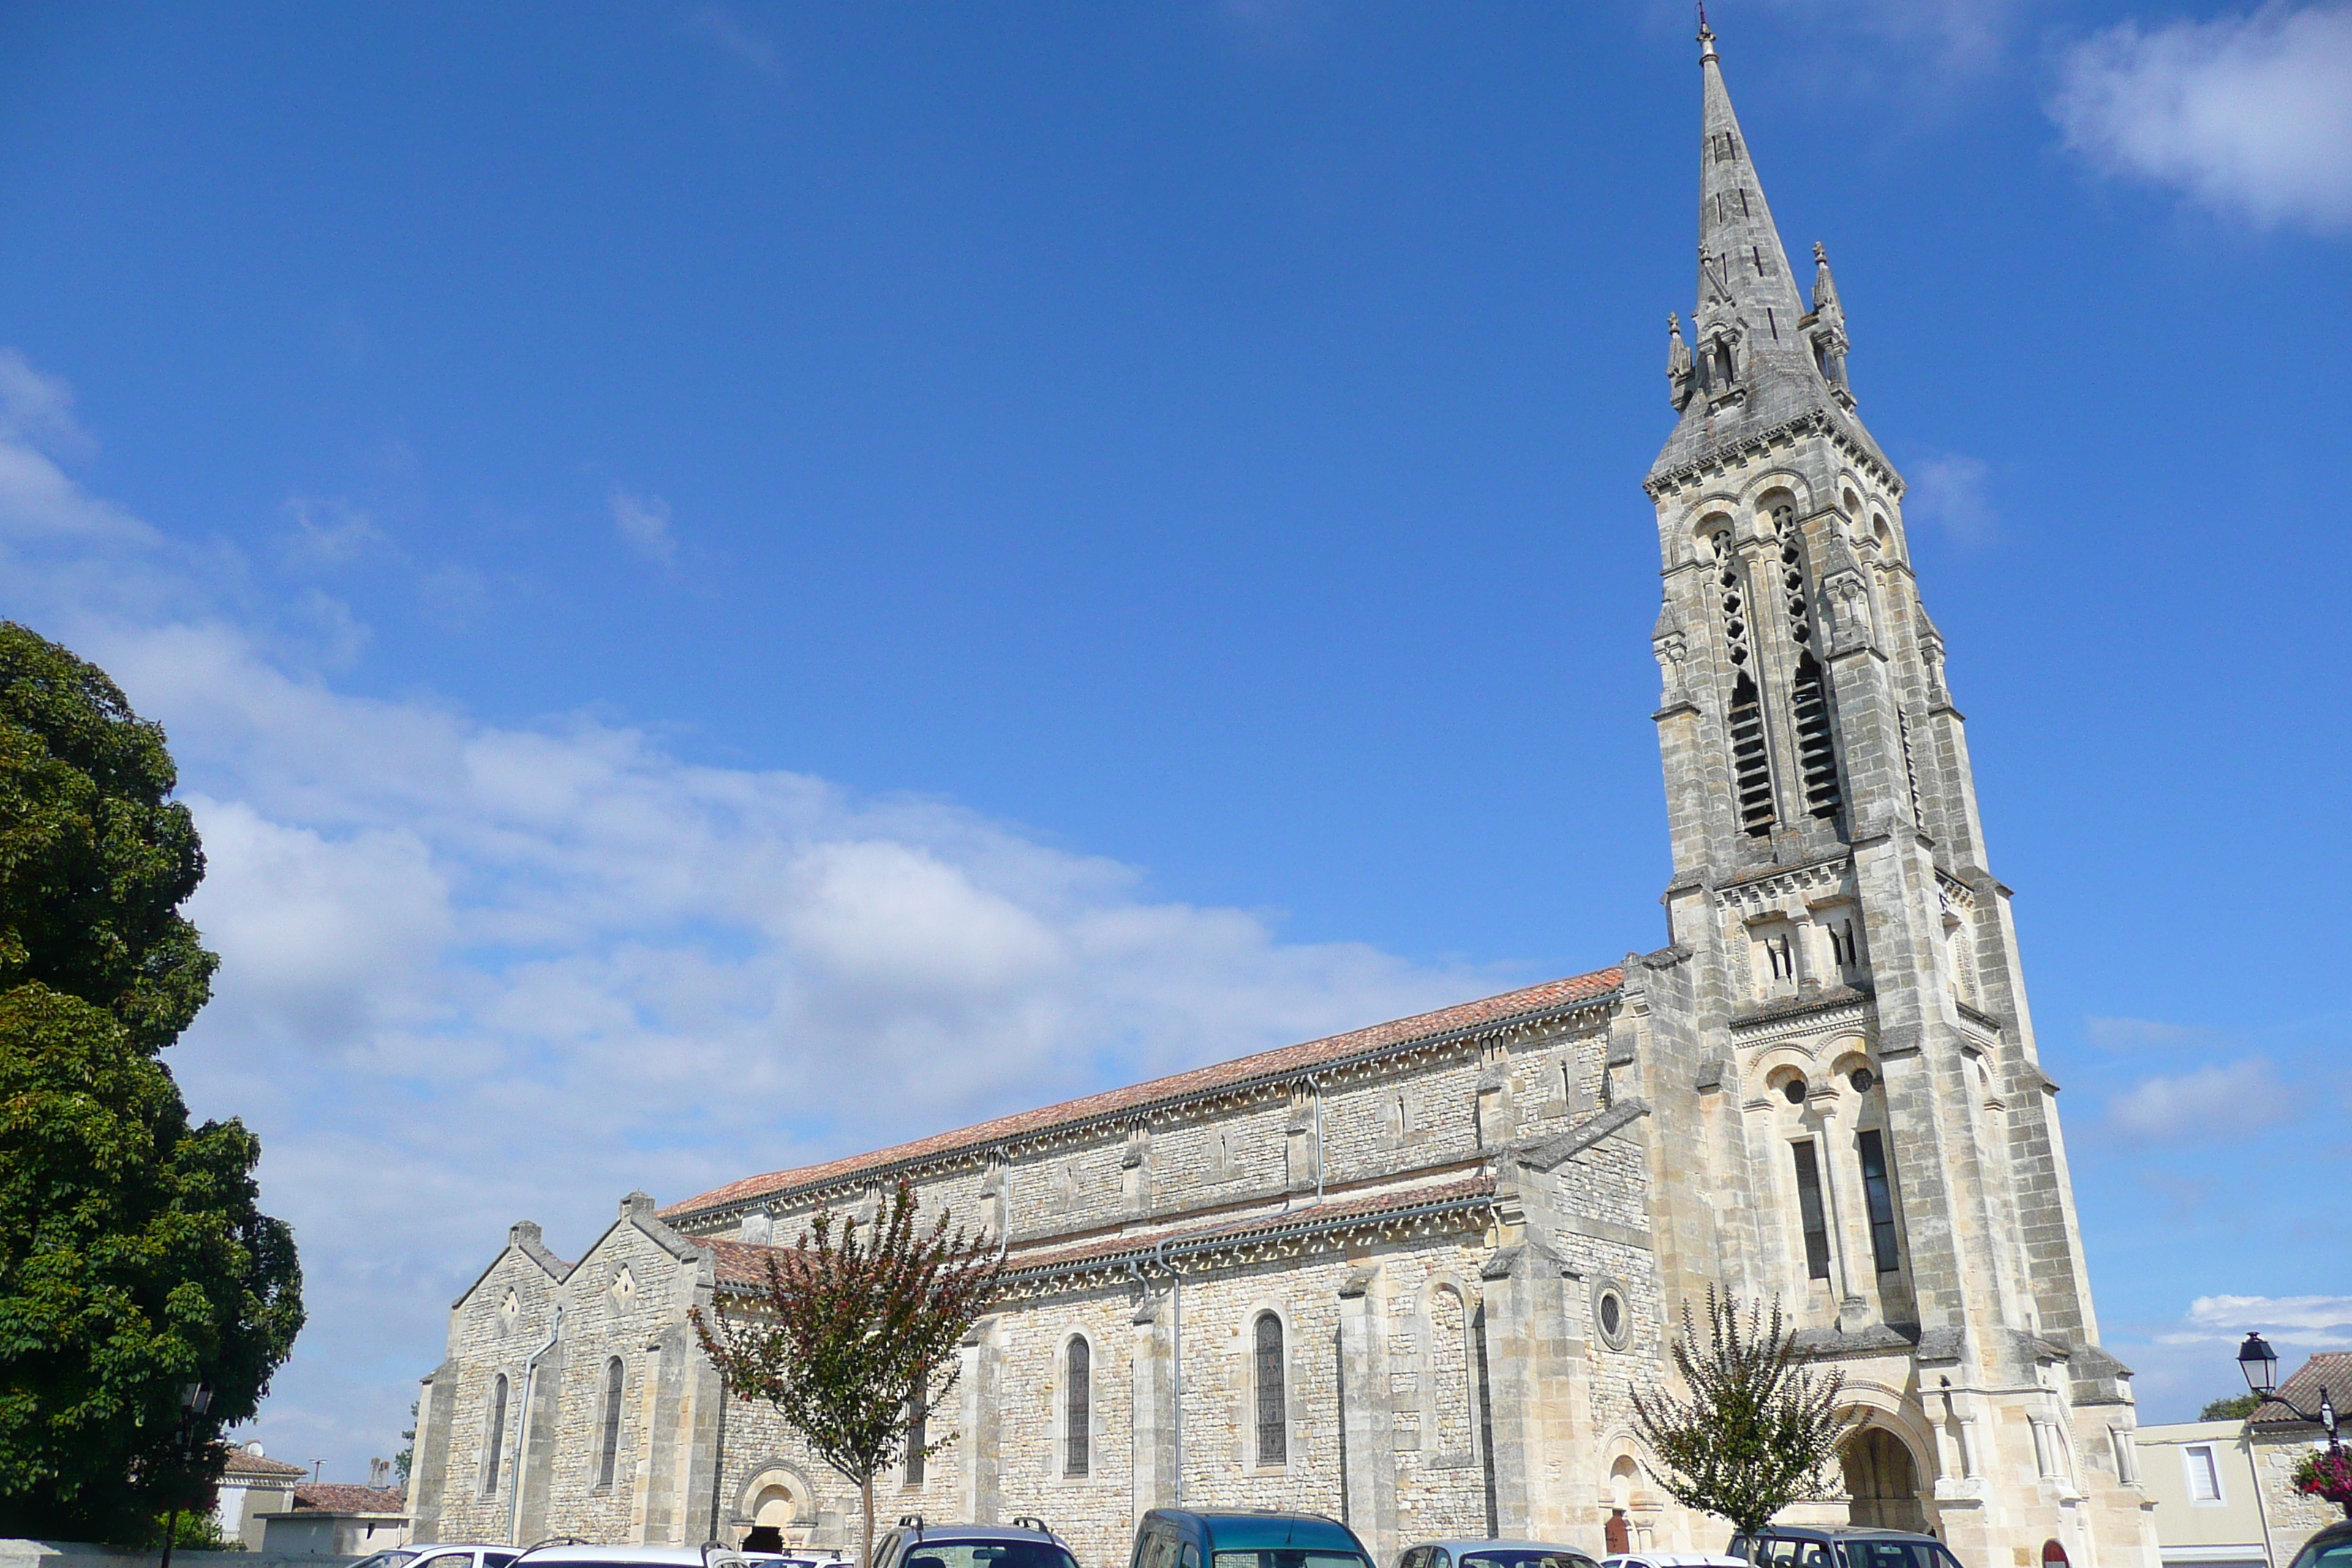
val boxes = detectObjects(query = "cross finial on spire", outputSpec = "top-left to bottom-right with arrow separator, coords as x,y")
1697,1 -> 1717,59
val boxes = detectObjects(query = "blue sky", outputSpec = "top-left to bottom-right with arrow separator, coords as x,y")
1,0 -> 2347,1483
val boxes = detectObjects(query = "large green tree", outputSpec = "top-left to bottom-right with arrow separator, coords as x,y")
0,623 -> 304,1539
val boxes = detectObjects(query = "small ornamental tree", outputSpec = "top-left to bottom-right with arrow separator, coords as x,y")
1632,1287 -> 1855,1537
692,1179 -> 1000,1568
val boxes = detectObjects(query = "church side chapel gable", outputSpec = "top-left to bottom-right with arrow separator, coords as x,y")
410,24 -> 2157,1568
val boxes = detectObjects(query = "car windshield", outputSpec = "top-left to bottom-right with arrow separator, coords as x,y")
483,1556 -> 517,1568
1461,1553 -> 1595,1568
1213,1553 -> 1374,1568
1842,1543 -> 1963,1568
901,1543 -> 1080,1568
2291,1536 -> 2352,1568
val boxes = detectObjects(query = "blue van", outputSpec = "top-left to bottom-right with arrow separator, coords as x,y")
1131,1512 -> 1379,1568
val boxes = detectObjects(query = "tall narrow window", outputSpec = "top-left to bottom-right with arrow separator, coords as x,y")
1064,1338 -> 1090,1477
482,1373 -> 510,1495
1856,1129 -> 1901,1273
1255,1313 -> 1287,1466
905,1385 -> 927,1485
1791,1142 -> 1832,1281
596,1357 -> 625,1488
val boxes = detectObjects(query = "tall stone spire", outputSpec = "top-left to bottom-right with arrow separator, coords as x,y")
1654,18 -> 1884,479
1693,16 -> 1807,348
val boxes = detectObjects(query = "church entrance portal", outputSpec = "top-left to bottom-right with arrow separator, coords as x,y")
1842,1428 -> 1929,1533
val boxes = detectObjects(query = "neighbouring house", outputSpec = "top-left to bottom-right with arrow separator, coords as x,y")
2250,1353 -> 2352,1568
2136,1420 -> 2269,1568
214,1441 -> 309,1551
258,1483 -> 412,1556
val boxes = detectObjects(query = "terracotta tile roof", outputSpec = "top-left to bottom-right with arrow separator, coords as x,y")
2252,1350 -> 2352,1427
290,1483 -> 406,1513
690,1172 -> 1500,1293
1002,1172 -> 1501,1278
663,966 -> 1621,1220
222,1447 -> 308,1480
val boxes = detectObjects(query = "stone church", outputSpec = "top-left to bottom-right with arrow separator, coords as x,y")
408,27 -> 2160,1568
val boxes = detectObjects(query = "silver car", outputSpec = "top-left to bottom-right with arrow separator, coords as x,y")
1398,1542 -> 1600,1568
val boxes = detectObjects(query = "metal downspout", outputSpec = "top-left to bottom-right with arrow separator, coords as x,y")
508,1305 -> 562,1545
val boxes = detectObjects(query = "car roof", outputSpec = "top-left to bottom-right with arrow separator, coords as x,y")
890,1526 -> 1067,1544
515,1551 -> 736,1567
412,1549 -> 516,1557
1410,1545 -> 1593,1556
1605,1556 -> 1747,1565
1748,1531 -> 1944,1544
1147,1513 -> 1364,1555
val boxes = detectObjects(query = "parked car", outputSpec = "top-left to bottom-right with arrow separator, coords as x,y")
407,1544 -> 521,1568
349,1552 -> 423,1568
2288,1520 -> 2352,1568
506,1545 -> 750,1568
1729,1527 -> 1964,1568
1602,1553 -> 1745,1568
1401,1542 -> 1599,1568
872,1516 -> 1082,1568
1133,1509 -> 1377,1568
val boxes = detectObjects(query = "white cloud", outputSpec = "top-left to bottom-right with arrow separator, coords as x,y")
2107,1056 -> 2288,1139
687,6 -> 783,78
608,486 -> 677,564
2186,1294 -> 2352,1343
281,497 -> 386,570
2113,1293 -> 2352,1420
1902,453 -> 1997,546
0,348 -> 97,460
0,349 -> 1492,1477
2052,1 -> 2352,233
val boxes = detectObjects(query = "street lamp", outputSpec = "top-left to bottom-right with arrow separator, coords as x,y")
159,1382 -> 211,1568
2237,1332 -> 2340,1451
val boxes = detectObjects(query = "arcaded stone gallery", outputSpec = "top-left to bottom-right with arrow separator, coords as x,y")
408,29 -> 2160,1568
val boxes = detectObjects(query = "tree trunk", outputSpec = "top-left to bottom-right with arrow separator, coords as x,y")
860,1471 -> 876,1568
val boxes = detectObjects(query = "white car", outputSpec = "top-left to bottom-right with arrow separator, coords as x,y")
1400,1541 -> 1600,1568
508,1547 -> 750,1568
1602,1555 -> 1749,1568
406,1545 -> 522,1568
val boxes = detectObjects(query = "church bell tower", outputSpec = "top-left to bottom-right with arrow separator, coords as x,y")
1629,20 -> 2158,1568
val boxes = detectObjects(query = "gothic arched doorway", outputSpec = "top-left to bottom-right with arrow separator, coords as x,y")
1842,1427 -> 1929,1532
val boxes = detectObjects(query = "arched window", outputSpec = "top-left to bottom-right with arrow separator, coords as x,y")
1063,1337 -> 1090,1477
481,1373 -> 509,1495
1254,1313 -> 1286,1466
596,1357 -> 625,1488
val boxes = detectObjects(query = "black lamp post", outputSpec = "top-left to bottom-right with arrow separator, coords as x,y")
2238,1332 -> 2340,1450
159,1382 -> 211,1568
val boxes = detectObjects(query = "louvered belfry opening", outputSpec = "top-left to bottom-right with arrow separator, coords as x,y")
1791,653 -> 1842,820
1728,672 -> 1774,834
1712,529 -> 1777,837
1774,508 -> 1843,825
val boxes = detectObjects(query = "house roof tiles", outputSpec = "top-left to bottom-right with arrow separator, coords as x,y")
289,1483 -> 406,1514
